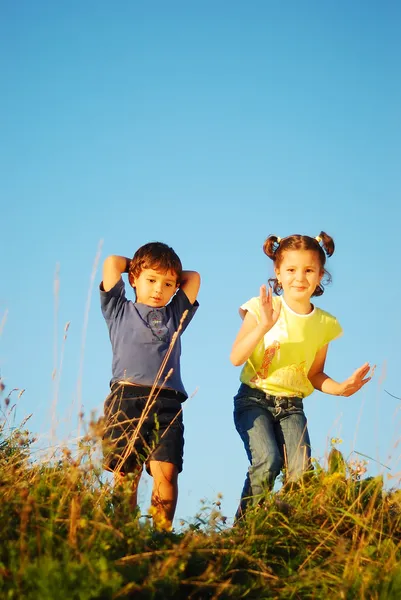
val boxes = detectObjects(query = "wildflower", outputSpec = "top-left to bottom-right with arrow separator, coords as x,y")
148,505 -> 172,532
348,459 -> 368,480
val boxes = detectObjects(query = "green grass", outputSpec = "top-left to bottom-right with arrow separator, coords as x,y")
1,414 -> 401,600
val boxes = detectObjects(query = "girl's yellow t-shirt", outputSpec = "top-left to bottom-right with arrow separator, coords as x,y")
239,296 -> 343,398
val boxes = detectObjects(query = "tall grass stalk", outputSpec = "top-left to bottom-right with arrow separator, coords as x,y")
2,260 -> 401,598
1,407 -> 401,599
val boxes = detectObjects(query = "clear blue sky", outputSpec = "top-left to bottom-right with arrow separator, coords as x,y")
1,1 -> 401,525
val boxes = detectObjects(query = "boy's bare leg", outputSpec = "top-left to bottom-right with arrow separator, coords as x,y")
148,460 -> 178,530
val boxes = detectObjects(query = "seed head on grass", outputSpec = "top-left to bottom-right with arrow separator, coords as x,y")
1,426 -> 401,598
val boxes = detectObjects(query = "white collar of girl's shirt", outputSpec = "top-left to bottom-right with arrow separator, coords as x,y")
280,295 -> 316,318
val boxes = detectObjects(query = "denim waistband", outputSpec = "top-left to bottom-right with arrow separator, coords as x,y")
236,383 -> 303,408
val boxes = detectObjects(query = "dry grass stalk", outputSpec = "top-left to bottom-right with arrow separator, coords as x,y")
113,309 -> 189,473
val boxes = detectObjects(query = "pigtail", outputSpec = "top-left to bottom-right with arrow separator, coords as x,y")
263,235 -> 282,294
316,231 -> 335,257
263,235 -> 281,260
263,231 -> 335,297
313,231 -> 334,296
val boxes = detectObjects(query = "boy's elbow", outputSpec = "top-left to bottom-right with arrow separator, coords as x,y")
192,271 -> 201,287
103,255 -> 117,268
180,271 -> 201,304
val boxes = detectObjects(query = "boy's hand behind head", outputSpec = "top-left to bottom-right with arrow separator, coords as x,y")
102,255 -> 131,293
102,243 -> 199,306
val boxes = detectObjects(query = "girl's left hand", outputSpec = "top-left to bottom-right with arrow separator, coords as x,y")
339,362 -> 375,397
259,284 -> 281,331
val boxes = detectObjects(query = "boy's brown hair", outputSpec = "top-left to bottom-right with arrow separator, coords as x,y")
128,242 -> 183,287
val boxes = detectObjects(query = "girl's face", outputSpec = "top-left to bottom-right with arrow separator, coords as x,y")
275,249 -> 323,302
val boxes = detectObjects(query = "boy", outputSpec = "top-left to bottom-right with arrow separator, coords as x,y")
100,242 -> 200,530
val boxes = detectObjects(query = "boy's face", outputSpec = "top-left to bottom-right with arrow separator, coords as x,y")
131,268 -> 178,307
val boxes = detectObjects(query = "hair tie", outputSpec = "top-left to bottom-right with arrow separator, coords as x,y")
315,235 -> 322,243
276,237 -> 281,243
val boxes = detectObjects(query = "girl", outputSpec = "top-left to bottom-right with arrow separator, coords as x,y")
230,232 -> 372,517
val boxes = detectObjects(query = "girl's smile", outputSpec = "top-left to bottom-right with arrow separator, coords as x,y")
275,249 -> 323,312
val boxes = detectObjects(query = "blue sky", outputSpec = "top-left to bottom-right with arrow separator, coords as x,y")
1,1 -> 401,525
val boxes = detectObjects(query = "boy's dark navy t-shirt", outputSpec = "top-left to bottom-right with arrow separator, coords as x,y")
100,278 -> 198,399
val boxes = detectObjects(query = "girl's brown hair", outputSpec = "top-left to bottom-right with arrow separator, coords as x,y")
128,242 -> 182,287
263,231 -> 334,297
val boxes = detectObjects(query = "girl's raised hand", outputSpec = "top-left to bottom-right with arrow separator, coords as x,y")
339,362 -> 375,397
259,284 -> 281,331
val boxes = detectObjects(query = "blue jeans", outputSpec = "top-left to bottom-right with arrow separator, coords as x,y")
234,383 -> 311,516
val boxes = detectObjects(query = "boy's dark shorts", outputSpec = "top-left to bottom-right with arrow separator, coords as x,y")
102,383 -> 185,474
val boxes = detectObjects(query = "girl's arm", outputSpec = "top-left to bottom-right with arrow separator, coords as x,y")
230,311 -> 271,366
230,285 -> 281,366
308,345 -> 372,397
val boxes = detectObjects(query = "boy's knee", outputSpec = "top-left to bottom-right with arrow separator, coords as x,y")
149,460 -> 178,485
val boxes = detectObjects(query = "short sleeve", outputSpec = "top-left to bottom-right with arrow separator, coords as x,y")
239,297 -> 260,321
100,278 -> 127,322
168,288 -> 199,334
323,317 -> 343,346
239,296 -> 281,322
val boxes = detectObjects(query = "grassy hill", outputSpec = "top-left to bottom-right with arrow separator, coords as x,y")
1,416 -> 401,599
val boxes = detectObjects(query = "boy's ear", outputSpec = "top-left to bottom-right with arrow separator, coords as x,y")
128,272 -> 136,288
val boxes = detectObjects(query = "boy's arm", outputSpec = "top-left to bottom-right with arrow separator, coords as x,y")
102,255 -> 131,292
308,345 -> 373,397
179,270 -> 201,305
